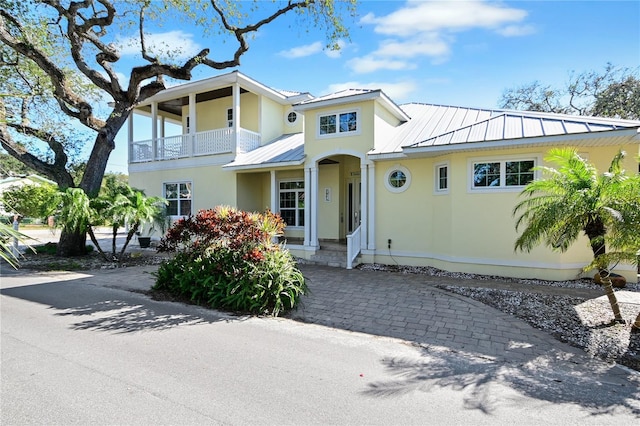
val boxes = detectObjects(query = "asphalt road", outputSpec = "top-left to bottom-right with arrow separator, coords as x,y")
2,267 -> 639,425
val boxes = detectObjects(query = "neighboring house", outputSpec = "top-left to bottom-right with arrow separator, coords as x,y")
0,174 -> 56,218
128,71 -> 640,282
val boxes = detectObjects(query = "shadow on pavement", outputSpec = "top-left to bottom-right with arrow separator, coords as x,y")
363,345 -> 640,417
1,275 -> 245,334
291,265 -> 640,417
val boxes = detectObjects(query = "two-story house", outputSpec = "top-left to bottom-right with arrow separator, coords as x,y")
128,71 -> 640,282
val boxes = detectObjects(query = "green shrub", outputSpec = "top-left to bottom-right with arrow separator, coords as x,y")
153,206 -> 306,316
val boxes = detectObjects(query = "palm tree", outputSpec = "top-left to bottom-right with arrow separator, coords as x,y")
513,148 -> 640,324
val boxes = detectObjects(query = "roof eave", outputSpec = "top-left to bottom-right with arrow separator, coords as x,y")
294,90 -> 409,122
222,159 -> 305,171
137,71 -> 291,106
401,128 -> 640,158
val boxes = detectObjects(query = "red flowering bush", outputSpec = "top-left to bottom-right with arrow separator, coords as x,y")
153,206 -> 306,316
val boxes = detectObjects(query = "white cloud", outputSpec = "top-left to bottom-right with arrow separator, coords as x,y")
374,34 -> 450,59
496,24 -> 536,37
347,56 -> 416,74
366,0 -> 528,36
116,31 -> 202,61
350,0 -> 533,74
279,41 -> 323,59
326,80 -> 418,102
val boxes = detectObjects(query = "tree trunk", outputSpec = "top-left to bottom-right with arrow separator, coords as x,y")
597,268 -> 624,323
585,220 -> 624,323
57,118 -> 125,256
632,312 -> 640,332
56,227 -> 87,256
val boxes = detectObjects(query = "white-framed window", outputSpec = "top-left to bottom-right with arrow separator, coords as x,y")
227,108 -> 233,127
317,109 -> 360,137
279,180 -> 305,227
164,182 -> 192,216
384,165 -> 411,193
469,156 -> 538,191
435,162 -> 449,194
286,110 -> 298,126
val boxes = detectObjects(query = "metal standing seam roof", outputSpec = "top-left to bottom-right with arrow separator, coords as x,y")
221,97 -> 640,169
404,108 -> 640,149
371,103 -> 501,154
223,133 -> 305,170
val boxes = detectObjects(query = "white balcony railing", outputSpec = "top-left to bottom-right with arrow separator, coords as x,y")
346,225 -> 362,270
130,128 -> 261,163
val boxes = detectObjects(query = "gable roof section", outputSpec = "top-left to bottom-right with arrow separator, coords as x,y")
223,133 -> 305,171
294,89 -> 410,122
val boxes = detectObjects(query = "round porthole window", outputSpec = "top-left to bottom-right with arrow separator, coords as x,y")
384,166 -> 411,193
286,110 -> 298,125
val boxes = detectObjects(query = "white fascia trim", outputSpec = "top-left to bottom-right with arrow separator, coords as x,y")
403,128 -> 640,157
294,90 -> 381,110
367,152 -> 407,161
129,154 -> 235,172
137,71 -> 290,106
222,160 -> 305,171
294,90 -> 409,122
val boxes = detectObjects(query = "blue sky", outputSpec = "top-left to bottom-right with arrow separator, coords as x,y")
106,0 -> 640,173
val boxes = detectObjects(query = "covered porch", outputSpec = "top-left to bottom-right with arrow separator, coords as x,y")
229,150 -> 376,269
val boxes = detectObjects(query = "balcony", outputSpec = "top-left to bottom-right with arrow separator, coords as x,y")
130,127 -> 261,163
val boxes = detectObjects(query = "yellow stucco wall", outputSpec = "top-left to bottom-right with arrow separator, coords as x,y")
129,163 -> 237,214
373,102 -> 403,151
303,101 -> 375,160
236,172 -> 269,213
317,163 -> 341,240
260,97 -> 287,143
182,92 -> 260,133
371,143 -> 639,282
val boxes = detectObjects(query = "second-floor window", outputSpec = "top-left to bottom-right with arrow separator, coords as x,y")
318,110 -> 359,136
227,108 -> 234,127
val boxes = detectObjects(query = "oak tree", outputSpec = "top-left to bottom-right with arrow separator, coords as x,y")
500,64 -> 640,120
0,0 -> 355,255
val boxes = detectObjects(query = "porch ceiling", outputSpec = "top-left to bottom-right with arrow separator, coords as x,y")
158,87 -> 249,116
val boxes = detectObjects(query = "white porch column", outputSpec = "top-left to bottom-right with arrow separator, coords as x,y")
189,92 -> 196,156
127,113 -> 133,164
151,102 -> 158,160
304,167 -> 311,246
360,162 -> 368,249
270,170 -> 277,213
368,163 -> 376,250
310,166 -> 319,248
160,116 -> 165,138
233,82 -> 241,152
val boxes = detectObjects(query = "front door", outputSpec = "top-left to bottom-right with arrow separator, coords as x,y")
346,177 -> 361,234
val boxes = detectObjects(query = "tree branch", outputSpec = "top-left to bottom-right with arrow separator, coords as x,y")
0,9 -> 105,131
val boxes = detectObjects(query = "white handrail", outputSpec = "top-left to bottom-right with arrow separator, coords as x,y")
130,127 -> 260,162
346,225 -> 362,270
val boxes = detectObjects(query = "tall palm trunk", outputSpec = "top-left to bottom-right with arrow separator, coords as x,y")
586,220 -> 624,323
596,268 -> 624,323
